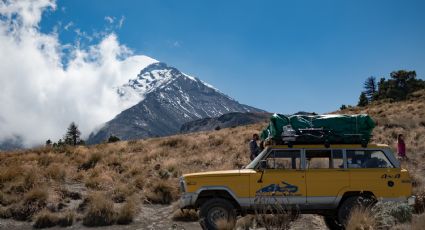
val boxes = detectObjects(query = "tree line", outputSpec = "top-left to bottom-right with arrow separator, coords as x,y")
45,122 -> 121,147
341,70 -> 425,109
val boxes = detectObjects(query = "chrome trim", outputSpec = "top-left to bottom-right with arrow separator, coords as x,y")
179,176 -> 187,193
179,192 -> 196,208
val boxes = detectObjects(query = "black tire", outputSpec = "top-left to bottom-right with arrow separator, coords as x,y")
324,216 -> 343,230
199,198 -> 236,230
337,196 -> 374,227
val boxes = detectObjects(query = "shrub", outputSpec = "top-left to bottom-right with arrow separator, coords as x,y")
0,206 -> 12,218
134,175 -> 145,190
82,193 -> 116,226
116,201 -> 135,225
78,153 -> 102,171
108,135 -> 121,143
235,215 -> 255,229
414,190 -> 425,213
171,209 -> 198,222
0,166 -> 23,183
214,217 -> 235,230
33,210 -> 59,228
0,191 -> 17,206
112,184 -> 133,203
57,211 -> 74,227
37,155 -> 53,167
372,201 -> 413,227
46,163 -> 66,181
8,187 -> 48,221
346,207 -> 376,230
144,179 -> 177,204
159,137 -> 186,148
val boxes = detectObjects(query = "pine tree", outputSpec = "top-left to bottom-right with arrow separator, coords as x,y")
363,76 -> 377,101
357,92 -> 368,107
45,139 -> 52,146
64,122 -> 81,146
107,135 -> 120,143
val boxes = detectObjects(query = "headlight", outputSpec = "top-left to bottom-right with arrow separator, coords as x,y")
179,177 -> 186,193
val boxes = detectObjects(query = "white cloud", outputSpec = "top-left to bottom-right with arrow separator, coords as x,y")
104,16 -> 114,24
118,16 -> 125,29
64,21 -> 73,30
173,41 -> 181,47
0,0 -> 157,147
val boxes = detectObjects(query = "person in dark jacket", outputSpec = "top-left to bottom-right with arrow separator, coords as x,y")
249,134 -> 261,160
397,134 -> 408,160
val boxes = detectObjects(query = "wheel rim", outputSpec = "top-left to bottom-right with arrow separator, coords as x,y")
208,206 -> 228,226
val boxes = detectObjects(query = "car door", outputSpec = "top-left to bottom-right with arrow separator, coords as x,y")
250,149 -> 306,207
347,149 -> 401,198
305,149 -> 349,207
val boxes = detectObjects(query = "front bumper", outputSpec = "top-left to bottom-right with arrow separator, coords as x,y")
179,192 -> 197,209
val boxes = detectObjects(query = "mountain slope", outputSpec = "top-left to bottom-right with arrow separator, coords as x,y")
87,63 -> 264,143
180,112 -> 271,133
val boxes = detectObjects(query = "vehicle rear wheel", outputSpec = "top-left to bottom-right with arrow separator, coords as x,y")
324,216 -> 343,230
337,196 -> 374,227
199,198 -> 236,230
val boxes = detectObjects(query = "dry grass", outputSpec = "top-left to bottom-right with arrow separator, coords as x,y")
82,192 -> 116,226
33,210 -> 60,228
144,178 -> 178,204
346,207 -> 377,230
171,209 -> 199,222
214,217 -> 236,230
32,210 -> 74,228
116,200 -> 136,225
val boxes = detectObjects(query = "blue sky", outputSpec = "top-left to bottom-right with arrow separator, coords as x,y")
41,0 -> 425,114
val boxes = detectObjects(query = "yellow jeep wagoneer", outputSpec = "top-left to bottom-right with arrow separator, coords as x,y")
179,144 -> 415,229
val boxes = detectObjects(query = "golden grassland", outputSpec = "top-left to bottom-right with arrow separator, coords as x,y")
0,90 -> 424,228
0,119 -> 267,227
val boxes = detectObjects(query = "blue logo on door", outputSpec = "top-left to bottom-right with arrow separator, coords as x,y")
256,181 -> 298,195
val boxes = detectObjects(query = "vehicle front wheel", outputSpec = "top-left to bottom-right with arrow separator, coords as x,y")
199,198 -> 236,230
324,216 -> 343,230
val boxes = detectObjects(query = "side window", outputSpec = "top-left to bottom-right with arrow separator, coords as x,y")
347,150 -> 394,168
306,150 -> 331,169
265,150 -> 301,169
332,150 -> 344,169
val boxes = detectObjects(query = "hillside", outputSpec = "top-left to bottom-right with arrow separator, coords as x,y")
1,91 -> 425,229
339,89 -> 425,191
180,112 -> 271,133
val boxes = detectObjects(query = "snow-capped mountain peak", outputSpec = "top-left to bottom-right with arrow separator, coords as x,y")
116,62 -> 219,108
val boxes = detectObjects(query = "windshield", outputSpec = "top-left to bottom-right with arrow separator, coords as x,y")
245,148 -> 269,169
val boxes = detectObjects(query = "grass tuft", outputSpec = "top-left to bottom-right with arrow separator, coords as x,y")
82,192 -> 116,227
116,201 -> 136,225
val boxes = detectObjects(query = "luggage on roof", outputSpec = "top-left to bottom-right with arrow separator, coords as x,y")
260,114 -> 375,145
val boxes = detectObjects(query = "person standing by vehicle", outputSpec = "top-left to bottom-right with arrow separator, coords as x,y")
397,134 -> 408,160
249,134 -> 261,160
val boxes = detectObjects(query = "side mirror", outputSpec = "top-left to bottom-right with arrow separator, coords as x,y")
258,160 -> 267,171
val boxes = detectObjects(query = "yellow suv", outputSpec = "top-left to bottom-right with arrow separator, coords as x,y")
179,144 -> 415,229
